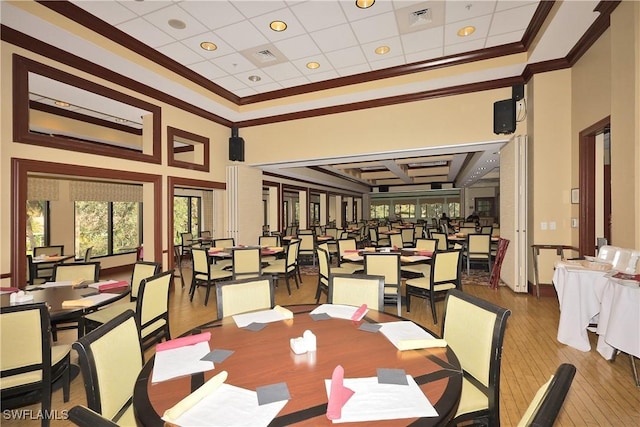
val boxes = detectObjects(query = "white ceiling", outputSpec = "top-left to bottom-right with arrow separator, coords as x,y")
2,0 -> 603,190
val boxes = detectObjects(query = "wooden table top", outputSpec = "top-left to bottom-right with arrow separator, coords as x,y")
133,304 -> 462,426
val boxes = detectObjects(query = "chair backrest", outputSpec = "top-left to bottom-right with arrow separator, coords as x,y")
298,228 -> 314,235
324,227 -> 338,239
216,276 -> 275,319
299,233 -> 316,251
517,364 -> 576,427
328,273 -> 384,311
317,247 -> 331,285
33,245 -> 64,257
415,238 -> 437,252
53,262 -> 100,282
596,245 -> 618,263
442,289 -> 511,426
459,226 -> 477,235
389,233 -> 403,249
232,246 -> 262,279
364,252 -> 401,287
285,239 -> 301,272
368,227 -> 378,243
72,310 -> 143,422
467,234 -> 491,255
83,247 -> 93,262
213,238 -> 235,249
480,226 -> 493,235
191,248 -> 211,276
135,270 -> 173,350
259,235 -> 280,247
200,230 -> 211,238
130,261 -> 161,300
1,303 -> 52,414
414,225 -> 424,239
400,228 -> 414,245
431,232 -> 449,251
337,238 -> 357,253
180,232 -> 193,248
432,250 -> 462,286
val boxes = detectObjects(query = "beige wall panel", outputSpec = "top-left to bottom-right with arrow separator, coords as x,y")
242,89 -> 512,164
609,1 -> 639,249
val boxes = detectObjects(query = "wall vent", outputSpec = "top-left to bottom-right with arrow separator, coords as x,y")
253,49 -> 278,63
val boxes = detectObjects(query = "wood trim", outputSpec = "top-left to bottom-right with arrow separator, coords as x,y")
578,116 -> 610,256
166,126 -> 210,172
11,158 -> 163,287
13,54 -> 162,164
167,177 -> 226,272
566,1 -> 621,66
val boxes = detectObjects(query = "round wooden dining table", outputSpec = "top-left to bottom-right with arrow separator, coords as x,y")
133,304 -> 462,426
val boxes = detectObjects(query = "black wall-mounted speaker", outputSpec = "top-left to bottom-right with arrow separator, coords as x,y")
512,84 -> 524,101
431,183 -> 442,190
493,99 -> 516,135
378,185 -> 389,193
229,136 -> 245,161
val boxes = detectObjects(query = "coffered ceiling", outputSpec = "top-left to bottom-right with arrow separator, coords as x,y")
1,0 -> 608,190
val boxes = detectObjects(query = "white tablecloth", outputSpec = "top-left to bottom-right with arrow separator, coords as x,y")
553,264 -> 640,359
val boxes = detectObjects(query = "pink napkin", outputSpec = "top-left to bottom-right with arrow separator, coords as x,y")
156,332 -> 211,352
0,287 -> 20,292
351,304 -> 367,321
344,249 -> 359,253
98,281 -> 128,291
418,251 -> 433,257
261,249 -> 275,255
326,365 -> 354,420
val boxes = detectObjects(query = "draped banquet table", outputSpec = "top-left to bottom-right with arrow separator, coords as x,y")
553,261 -> 640,360
133,304 -> 462,426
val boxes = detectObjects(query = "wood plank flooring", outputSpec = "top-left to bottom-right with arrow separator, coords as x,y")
4,266 -> 640,426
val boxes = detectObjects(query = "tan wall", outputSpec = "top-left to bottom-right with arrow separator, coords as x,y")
609,1 -> 640,248
243,89 -> 513,164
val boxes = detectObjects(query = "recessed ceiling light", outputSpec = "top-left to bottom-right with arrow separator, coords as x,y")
306,62 -> 320,70
55,101 -> 70,107
248,75 -> 261,82
168,19 -> 186,30
355,0 -> 375,9
270,21 -> 287,32
457,26 -> 475,37
375,45 -> 390,55
200,41 -> 217,51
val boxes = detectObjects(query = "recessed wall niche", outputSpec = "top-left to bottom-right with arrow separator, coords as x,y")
167,126 -> 210,172
13,54 -> 161,163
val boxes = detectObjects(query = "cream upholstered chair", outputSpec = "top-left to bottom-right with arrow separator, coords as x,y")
401,238 -> 437,276
443,289 -> 511,427
336,238 -> 364,274
73,310 -> 142,426
464,233 -> 492,275
406,249 -> 462,324
400,227 -> 415,248
215,276 -> 275,319
52,261 -> 100,283
389,233 -> 403,249
431,232 -> 449,251
298,233 -> 317,265
211,238 -> 235,269
259,235 -> 282,263
82,247 -> 93,262
190,248 -> 232,305
50,261 -> 101,339
263,239 -> 300,295
135,270 -> 173,351
1,303 -> 71,427
231,246 -> 262,280
315,247 -> 354,303
84,261 -> 161,332
180,232 -> 194,255
364,252 -> 402,316
414,225 -> 425,241
517,363 -> 576,427
328,273 -> 385,312
32,245 -> 65,282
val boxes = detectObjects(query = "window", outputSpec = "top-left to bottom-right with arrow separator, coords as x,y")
75,201 -> 141,258
26,200 -> 49,255
420,202 -> 443,219
370,202 -> 390,219
448,202 -> 461,218
310,202 -> 320,225
173,196 -> 201,245
394,203 -> 415,219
